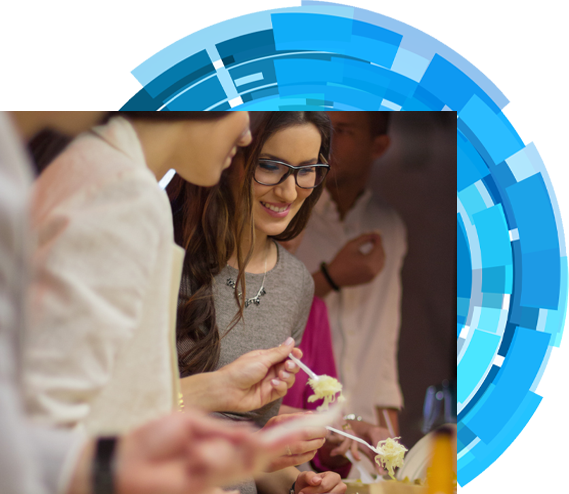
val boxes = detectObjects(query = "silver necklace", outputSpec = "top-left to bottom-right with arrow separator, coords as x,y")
226,246 -> 268,308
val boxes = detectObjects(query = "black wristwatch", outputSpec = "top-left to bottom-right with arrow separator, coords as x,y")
289,481 -> 296,494
93,437 -> 118,494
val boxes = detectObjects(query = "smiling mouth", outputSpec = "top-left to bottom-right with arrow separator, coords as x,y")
261,201 -> 290,213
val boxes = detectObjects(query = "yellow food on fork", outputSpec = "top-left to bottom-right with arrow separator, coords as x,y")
374,437 -> 408,479
287,352 -> 346,411
307,375 -> 346,411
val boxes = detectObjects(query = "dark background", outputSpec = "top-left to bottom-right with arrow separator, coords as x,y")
370,111 -> 456,448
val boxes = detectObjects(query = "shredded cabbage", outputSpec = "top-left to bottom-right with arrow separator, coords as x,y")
307,375 -> 345,411
374,437 -> 408,479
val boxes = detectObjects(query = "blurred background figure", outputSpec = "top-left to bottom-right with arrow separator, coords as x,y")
296,111 -> 456,451
296,111 -> 406,436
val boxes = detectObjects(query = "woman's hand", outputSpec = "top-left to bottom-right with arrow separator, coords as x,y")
217,338 -> 302,412
181,338 -> 301,413
348,420 -> 390,472
327,425 -> 361,461
294,471 -> 346,494
313,423 -> 359,471
261,412 -> 327,472
68,408 -> 299,494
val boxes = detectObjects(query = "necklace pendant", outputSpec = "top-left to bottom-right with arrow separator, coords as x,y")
226,278 -> 243,298
226,248 -> 268,308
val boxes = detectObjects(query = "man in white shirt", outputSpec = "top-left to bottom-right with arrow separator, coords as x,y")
1,111 -> 298,494
296,111 -> 407,433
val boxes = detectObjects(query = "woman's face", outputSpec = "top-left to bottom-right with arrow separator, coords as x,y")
175,111 -> 252,186
252,123 -> 322,238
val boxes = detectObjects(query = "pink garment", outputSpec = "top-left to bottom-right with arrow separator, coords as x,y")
283,296 -> 339,410
282,297 -> 351,477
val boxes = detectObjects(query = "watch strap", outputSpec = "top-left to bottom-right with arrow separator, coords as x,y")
93,437 -> 117,494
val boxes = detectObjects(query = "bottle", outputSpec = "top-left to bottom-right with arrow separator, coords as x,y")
427,426 -> 455,494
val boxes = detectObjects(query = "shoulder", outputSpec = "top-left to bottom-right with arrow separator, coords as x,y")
37,118 -> 154,191
32,132 -> 167,231
276,242 -> 314,294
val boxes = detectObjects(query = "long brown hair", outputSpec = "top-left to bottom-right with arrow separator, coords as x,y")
169,111 -> 332,376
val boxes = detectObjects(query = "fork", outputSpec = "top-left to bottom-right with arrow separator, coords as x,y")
325,426 -> 379,454
288,353 -> 320,382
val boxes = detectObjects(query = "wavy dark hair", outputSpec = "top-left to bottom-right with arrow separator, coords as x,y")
168,111 -> 332,376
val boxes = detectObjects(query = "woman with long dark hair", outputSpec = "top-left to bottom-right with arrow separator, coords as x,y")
169,112 -> 346,494
24,111 -> 301,436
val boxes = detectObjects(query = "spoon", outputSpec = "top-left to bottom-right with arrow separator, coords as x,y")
288,353 -> 320,381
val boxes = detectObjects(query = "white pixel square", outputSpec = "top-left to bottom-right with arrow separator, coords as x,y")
228,96 -> 244,108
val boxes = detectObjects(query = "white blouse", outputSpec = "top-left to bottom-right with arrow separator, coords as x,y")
296,188 -> 407,423
24,117 -> 184,435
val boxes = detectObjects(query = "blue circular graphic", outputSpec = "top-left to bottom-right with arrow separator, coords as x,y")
122,0 -> 567,486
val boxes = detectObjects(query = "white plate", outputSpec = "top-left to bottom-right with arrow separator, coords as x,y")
396,424 -> 456,482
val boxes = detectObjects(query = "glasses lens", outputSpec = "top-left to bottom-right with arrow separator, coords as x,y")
298,165 -> 329,188
296,166 -> 319,188
256,160 -> 289,185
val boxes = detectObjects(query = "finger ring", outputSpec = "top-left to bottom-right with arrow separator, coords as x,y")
342,423 -> 352,431
286,445 -> 292,456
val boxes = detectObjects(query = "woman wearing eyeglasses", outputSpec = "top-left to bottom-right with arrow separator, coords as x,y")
168,112 -> 345,494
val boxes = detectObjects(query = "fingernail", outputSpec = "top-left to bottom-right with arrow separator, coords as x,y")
271,379 -> 282,386
281,371 -> 291,379
283,337 -> 294,346
285,361 -> 296,371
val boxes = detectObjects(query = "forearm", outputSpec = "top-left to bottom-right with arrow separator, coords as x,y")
180,371 -> 230,412
256,467 -> 298,494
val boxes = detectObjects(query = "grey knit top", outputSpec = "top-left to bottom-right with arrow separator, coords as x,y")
178,242 -> 314,493
178,241 -> 314,426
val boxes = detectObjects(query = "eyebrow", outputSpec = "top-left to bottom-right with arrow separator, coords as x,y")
259,153 -> 319,166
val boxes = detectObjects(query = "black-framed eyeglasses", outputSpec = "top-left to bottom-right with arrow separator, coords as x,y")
254,154 -> 330,189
